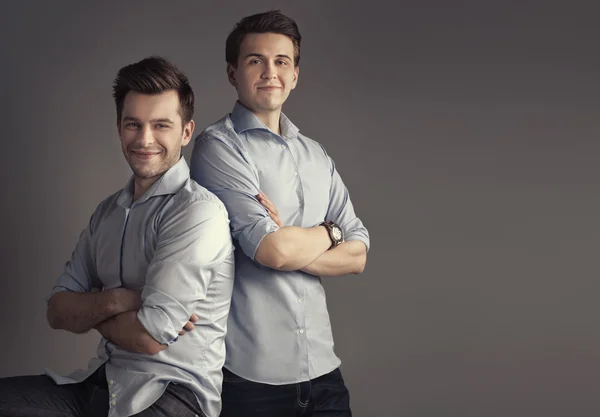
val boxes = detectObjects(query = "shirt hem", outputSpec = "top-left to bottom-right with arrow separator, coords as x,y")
224,359 -> 342,385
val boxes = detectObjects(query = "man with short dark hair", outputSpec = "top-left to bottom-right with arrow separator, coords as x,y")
0,56 -> 235,417
191,10 -> 370,417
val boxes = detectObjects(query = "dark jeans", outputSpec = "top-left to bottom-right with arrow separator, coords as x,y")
0,365 -> 204,417
220,367 -> 351,417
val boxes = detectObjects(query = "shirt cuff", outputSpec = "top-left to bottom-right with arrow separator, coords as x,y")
239,216 -> 280,260
136,289 -> 185,345
344,232 -> 371,253
45,273 -> 89,303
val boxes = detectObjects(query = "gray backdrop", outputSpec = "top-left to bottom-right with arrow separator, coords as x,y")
1,1 -> 598,416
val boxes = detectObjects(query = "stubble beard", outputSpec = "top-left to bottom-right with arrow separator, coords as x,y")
128,152 -> 177,181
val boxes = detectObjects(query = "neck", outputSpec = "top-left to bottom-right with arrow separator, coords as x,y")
255,109 -> 282,135
133,176 -> 160,202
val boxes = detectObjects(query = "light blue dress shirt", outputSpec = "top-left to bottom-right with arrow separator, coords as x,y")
46,157 -> 235,417
190,102 -> 370,384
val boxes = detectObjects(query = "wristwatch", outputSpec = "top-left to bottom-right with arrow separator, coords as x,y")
320,220 -> 343,248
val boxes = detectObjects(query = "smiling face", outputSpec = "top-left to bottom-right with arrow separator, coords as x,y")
118,90 -> 194,194
227,32 -> 299,117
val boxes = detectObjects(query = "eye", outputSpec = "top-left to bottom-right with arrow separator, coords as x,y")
277,60 -> 288,66
156,124 -> 169,129
249,59 -> 262,65
125,122 -> 140,128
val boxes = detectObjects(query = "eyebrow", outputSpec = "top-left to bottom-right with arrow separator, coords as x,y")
122,116 -> 175,124
244,53 -> 293,61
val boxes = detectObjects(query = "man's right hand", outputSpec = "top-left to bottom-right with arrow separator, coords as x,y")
178,313 -> 199,336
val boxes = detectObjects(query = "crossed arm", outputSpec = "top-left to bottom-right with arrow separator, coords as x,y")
47,198 -> 230,356
47,288 -> 198,355
46,287 -> 141,334
190,135 -> 369,277
256,191 -> 367,276
94,309 -> 198,356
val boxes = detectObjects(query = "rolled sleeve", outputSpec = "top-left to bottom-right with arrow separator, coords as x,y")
137,197 -> 233,345
190,132 -> 280,261
47,212 -> 99,302
325,153 -> 371,252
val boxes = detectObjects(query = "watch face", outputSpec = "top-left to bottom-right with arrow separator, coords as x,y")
332,227 -> 342,241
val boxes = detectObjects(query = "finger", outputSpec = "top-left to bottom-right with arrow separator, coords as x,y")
183,321 -> 195,331
261,197 -> 278,214
189,313 -> 199,322
266,209 -> 281,226
272,214 -> 283,228
179,329 -> 186,336
258,191 -> 272,205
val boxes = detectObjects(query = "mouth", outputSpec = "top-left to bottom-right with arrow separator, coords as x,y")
257,86 -> 282,92
131,150 -> 161,160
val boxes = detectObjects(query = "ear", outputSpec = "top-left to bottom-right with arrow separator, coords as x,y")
291,65 -> 299,90
226,63 -> 237,88
181,119 -> 195,147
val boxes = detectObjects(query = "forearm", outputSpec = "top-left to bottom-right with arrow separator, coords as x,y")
301,240 -> 367,277
47,288 -> 140,334
95,311 -> 166,356
255,225 -> 332,271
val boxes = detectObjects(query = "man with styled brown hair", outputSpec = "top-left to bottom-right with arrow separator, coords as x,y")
0,56 -> 234,417
191,10 -> 370,417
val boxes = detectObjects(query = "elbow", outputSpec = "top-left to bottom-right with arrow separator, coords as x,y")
46,297 -> 67,331
46,295 -> 60,329
255,238 -> 292,270
144,344 -> 165,356
259,253 -> 287,270
141,339 -> 167,356
46,308 -> 85,333
353,253 -> 367,275
46,307 -> 61,330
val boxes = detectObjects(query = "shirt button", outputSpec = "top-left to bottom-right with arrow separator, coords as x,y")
293,172 -> 298,176
297,298 -> 303,303
111,393 -> 116,398
108,380 -> 114,385
299,329 -> 304,334
281,145 -> 286,149
111,400 -> 117,406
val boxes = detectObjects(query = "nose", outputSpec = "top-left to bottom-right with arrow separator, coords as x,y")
261,61 -> 277,80
137,125 -> 155,147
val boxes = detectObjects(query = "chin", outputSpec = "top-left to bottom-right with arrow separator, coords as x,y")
257,102 -> 283,112
130,163 -> 159,179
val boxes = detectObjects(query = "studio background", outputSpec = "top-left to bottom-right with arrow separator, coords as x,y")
1,1 -> 598,416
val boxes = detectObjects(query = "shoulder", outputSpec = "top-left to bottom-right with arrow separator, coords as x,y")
297,131 -> 329,156
195,114 -> 239,150
164,179 -> 230,223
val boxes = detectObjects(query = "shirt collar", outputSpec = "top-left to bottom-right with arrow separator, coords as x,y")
116,156 -> 190,208
230,101 -> 299,140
